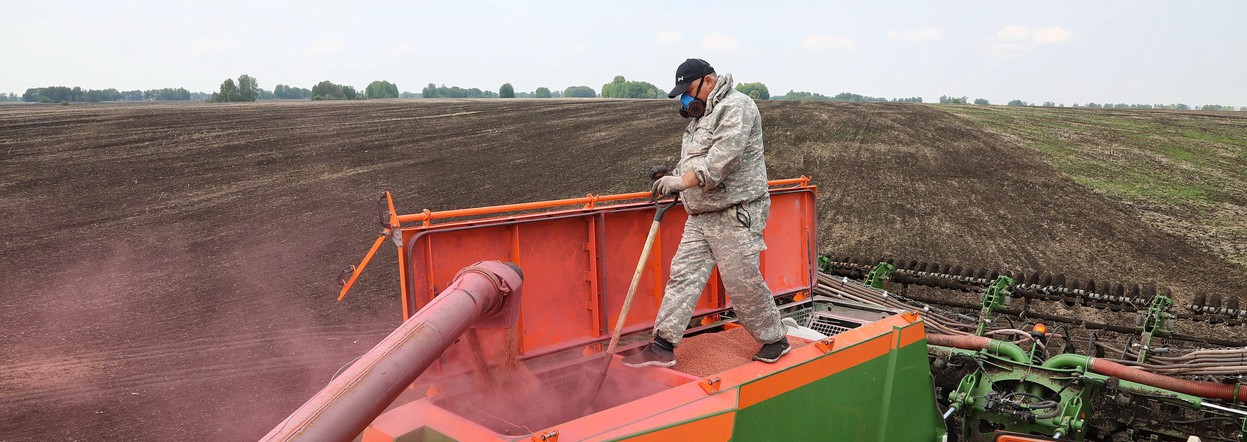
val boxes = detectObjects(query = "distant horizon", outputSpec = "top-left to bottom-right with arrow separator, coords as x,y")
3,1 -> 1244,107
8,81 -> 1243,108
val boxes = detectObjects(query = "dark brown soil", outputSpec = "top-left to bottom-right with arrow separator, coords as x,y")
1,99 -> 1243,440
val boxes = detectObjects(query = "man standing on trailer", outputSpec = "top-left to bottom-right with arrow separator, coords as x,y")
622,58 -> 789,368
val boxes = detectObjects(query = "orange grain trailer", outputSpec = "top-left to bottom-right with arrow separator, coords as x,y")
265,178 -> 948,441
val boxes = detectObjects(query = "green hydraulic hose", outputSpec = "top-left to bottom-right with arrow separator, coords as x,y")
985,340 -> 1030,365
1041,353 -> 1092,371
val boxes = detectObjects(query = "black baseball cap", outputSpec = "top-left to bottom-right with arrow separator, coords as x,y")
668,58 -> 715,98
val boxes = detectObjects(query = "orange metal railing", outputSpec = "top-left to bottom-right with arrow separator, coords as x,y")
394,177 -> 811,227
338,177 -> 813,302
338,177 -> 817,349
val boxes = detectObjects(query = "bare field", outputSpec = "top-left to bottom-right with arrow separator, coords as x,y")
2,99 -> 1244,440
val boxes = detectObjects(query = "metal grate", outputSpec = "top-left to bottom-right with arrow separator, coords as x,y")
806,312 -> 865,337
722,296 -> 874,338
781,305 -> 813,328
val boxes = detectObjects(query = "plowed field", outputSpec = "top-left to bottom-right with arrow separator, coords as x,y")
2,100 -> 1244,440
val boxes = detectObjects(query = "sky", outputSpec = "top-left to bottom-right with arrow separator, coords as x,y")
2,0 -> 1245,106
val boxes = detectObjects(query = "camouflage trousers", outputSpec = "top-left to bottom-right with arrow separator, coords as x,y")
653,197 -> 784,347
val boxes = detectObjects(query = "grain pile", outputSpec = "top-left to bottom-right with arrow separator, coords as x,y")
673,327 -> 810,377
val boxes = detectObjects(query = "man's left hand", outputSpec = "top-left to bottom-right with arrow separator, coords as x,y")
652,175 -> 687,196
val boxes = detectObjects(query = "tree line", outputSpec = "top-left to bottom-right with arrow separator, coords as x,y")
15,75 -> 1244,111
601,76 -> 660,99
775,90 -> 923,103
21,86 -> 209,103
938,97 -> 1246,111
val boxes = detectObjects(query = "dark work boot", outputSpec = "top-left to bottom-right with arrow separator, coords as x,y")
621,337 -> 676,368
753,337 -> 791,363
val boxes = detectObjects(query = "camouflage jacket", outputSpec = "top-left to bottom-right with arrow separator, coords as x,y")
674,73 -> 769,214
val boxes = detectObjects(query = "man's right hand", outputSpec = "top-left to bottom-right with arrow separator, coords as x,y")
652,175 -> 687,196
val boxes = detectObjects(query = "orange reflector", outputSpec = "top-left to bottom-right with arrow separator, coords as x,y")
1033,323 -> 1048,334
995,431 -> 1059,441
794,292 -> 807,301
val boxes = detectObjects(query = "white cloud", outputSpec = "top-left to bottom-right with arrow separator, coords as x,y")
192,36 -> 236,54
986,25 -> 1075,58
305,38 -> 345,55
887,27 -> 943,42
701,32 -> 739,52
995,25 -> 1031,42
801,34 -> 856,51
1033,27 -> 1075,44
657,31 -> 685,45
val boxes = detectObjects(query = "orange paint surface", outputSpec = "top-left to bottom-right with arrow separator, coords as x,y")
619,411 -> 735,442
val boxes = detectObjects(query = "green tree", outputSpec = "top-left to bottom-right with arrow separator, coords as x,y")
211,78 -> 241,102
421,83 -> 438,98
973,98 -> 989,105
274,84 -> 311,99
563,86 -> 596,98
365,80 -> 399,99
938,95 -> 968,104
312,80 -> 353,100
832,92 -> 889,102
777,90 -> 831,101
499,83 -> 515,98
237,75 -> 258,101
1007,99 -> 1026,106
601,76 -> 660,98
735,82 -> 770,100
534,87 -> 551,98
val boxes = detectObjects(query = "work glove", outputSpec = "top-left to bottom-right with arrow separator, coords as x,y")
652,175 -> 687,196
